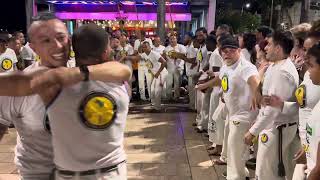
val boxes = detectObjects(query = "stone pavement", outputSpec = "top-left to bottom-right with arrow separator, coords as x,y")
0,103 -> 255,180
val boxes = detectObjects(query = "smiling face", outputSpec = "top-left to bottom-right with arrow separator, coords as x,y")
29,19 -> 70,68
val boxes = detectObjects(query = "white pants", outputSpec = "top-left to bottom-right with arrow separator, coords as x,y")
209,100 -> 227,145
256,125 -> 297,180
55,163 -> 127,180
151,72 -> 167,110
161,69 -> 168,99
195,90 -> 204,125
198,90 -> 212,130
138,65 -> 152,100
220,115 -> 229,162
292,164 -> 306,180
166,70 -> 182,100
227,120 -> 250,180
188,75 -> 196,110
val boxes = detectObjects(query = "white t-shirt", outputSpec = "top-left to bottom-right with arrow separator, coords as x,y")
141,50 -> 162,75
47,81 -> 129,171
0,48 -> 18,72
240,48 -> 251,62
0,62 -> 54,176
249,58 -> 299,136
134,38 -> 153,51
306,100 -> 320,173
153,45 -> 165,55
185,43 -> 198,76
209,48 -> 224,94
20,42 -> 38,62
294,72 -> 320,145
164,44 -> 186,73
120,44 -> 134,70
197,44 -> 209,71
219,58 -> 259,123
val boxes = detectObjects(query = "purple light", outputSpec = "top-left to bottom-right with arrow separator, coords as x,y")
55,12 -> 191,21
47,0 -> 187,5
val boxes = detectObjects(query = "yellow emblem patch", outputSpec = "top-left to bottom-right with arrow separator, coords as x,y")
35,55 -> 41,61
197,50 -> 203,62
221,75 -> 229,93
295,85 -> 306,108
79,92 -> 117,130
303,144 -> 310,153
261,133 -> 269,143
1,58 -> 12,70
70,50 -> 75,59
119,50 -> 127,57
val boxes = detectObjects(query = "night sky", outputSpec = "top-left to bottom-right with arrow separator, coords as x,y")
0,0 -> 27,33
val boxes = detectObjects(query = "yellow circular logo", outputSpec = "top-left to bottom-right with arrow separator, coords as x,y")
295,85 -> 306,108
35,55 -> 41,61
1,59 -> 12,70
261,133 -> 269,143
221,75 -> 229,93
303,144 -> 310,153
70,50 -> 75,59
79,92 -> 117,129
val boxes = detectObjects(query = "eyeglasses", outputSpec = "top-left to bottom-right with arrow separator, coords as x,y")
221,48 -> 237,54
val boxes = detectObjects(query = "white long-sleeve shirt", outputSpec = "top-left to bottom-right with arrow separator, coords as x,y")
249,58 -> 299,136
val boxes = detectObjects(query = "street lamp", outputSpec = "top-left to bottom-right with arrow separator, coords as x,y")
241,2 -> 251,15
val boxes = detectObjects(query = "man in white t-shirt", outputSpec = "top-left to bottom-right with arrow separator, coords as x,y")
152,35 -> 165,55
0,36 -> 18,72
119,33 -> 134,70
0,14 -> 131,180
163,34 -> 186,101
20,42 -> 39,67
134,30 -> 153,100
141,41 -> 167,111
197,35 -> 260,179
244,31 -> 299,180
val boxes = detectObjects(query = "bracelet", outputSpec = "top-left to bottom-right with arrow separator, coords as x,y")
79,65 -> 89,81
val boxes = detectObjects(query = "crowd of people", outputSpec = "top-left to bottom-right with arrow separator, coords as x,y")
0,11 -> 319,180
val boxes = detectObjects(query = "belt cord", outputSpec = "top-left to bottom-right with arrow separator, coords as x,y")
277,126 -> 286,177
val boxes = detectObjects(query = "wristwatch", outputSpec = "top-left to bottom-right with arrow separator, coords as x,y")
79,65 -> 89,81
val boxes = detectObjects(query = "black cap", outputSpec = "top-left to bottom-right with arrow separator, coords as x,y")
220,35 -> 239,49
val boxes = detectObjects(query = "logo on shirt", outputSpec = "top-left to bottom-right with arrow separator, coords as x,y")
69,50 -> 75,59
197,50 -> 203,62
35,55 -> 41,61
261,133 -> 269,143
295,85 -> 306,108
1,58 -> 12,70
221,75 -> 229,93
79,92 -> 117,130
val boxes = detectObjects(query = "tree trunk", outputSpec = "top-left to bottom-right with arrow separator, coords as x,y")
157,0 -> 166,43
300,0 -> 310,23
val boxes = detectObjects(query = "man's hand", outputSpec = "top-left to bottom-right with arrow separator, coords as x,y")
207,70 -> 215,78
293,148 -> 306,164
244,131 -> 255,145
195,83 -> 209,91
154,72 -> 160,79
262,95 -> 284,110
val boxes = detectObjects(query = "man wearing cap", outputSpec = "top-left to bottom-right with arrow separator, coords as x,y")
197,35 -> 260,180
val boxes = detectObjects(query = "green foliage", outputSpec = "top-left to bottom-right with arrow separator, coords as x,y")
216,11 -> 261,33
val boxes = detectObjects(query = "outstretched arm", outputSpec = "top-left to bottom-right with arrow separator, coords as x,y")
0,61 -> 132,97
